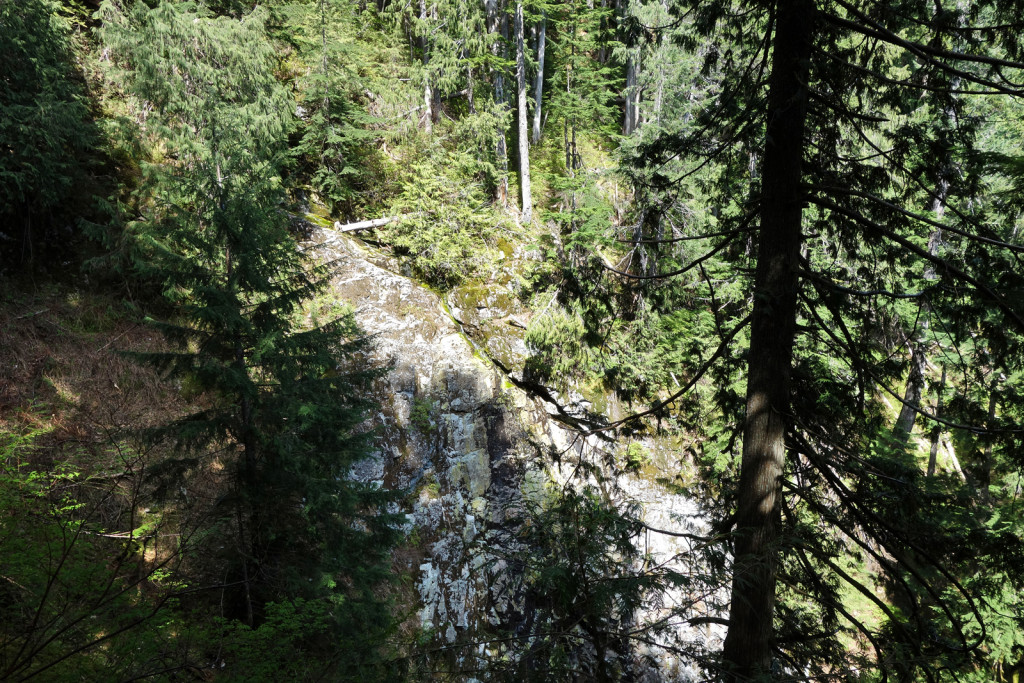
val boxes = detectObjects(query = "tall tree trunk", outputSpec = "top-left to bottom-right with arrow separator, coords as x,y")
515,0 -> 532,222
914,129 -> 954,467
927,365 -> 946,477
563,47 -> 576,177
893,341 -> 927,444
486,0 -> 509,204
721,0 -> 812,678
564,120 -> 572,176
920,141 -> 951,465
653,61 -> 665,126
980,378 -> 999,499
650,0 -> 669,127
419,0 -> 432,134
532,12 -> 546,144
237,339 -> 259,627
423,79 -> 434,133
319,0 -> 329,102
624,54 -> 638,134
494,0 -> 510,204
429,2 -> 441,119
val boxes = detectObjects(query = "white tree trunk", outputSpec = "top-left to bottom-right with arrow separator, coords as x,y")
515,0 -> 532,222
419,0 -> 432,134
531,12 -> 546,144
332,215 -> 408,232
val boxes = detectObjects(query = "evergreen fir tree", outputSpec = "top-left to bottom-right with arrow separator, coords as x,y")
290,0 -> 384,218
98,1 -> 401,676
625,0 -> 1024,678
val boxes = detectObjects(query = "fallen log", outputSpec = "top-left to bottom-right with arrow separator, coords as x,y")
332,215 -> 402,233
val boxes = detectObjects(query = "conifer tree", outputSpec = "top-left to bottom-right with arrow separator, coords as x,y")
627,0 -> 1024,678
547,0 -> 621,162
98,2 -> 400,675
292,0 -> 382,218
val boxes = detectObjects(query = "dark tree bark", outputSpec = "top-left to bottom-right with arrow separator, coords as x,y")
720,0 -> 813,678
979,377 -> 1000,499
624,53 -> 638,134
893,341 -> 928,444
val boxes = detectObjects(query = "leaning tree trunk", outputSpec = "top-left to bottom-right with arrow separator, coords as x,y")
720,0 -> 813,679
515,0 -> 532,222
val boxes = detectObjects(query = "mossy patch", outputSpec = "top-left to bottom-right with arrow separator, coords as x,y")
496,236 -> 515,260
304,212 -> 333,228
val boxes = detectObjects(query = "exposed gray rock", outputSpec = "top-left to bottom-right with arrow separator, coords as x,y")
308,228 -> 724,681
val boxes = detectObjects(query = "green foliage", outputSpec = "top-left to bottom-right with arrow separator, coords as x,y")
524,262 -> 738,410
409,396 -> 436,434
611,0 -> 1024,675
0,0 -> 99,262
386,0 -> 504,125
382,147 -> 500,288
0,428 -> 188,681
546,0 -> 621,138
496,485 -> 690,681
447,101 -> 510,194
3,0 -> 1022,674
212,600 -> 333,681
622,441 -> 650,473
544,166 -> 616,257
524,304 -> 593,386
289,0 -> 393,217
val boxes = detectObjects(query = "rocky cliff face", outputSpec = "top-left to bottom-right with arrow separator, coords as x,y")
311,229 -> 725,680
